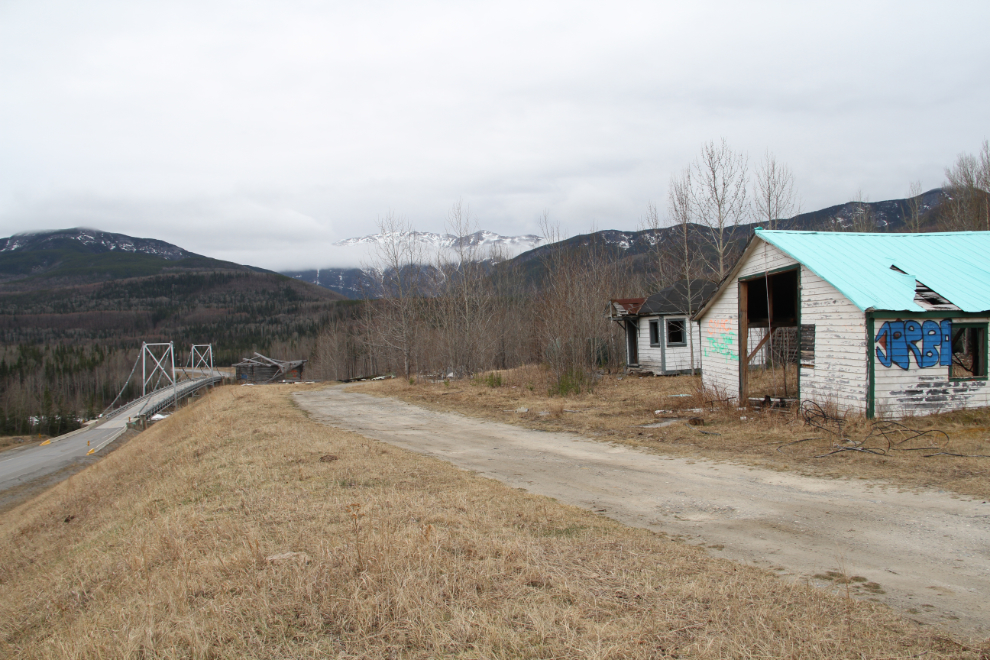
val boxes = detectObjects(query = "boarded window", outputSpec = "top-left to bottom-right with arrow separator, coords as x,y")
666,318 -> 686,346
649,320 -> 661,346
950,324 -> 987,380
800,324 -> 815,369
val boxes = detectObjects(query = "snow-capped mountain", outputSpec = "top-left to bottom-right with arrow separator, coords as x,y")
333,229 -> 543,252
283,230 -> 544,298
0,228 -> 198,260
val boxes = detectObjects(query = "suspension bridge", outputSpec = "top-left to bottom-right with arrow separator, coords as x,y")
0,343 -> 224,501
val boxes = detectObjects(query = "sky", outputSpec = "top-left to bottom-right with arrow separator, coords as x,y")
1,1 -> 988,270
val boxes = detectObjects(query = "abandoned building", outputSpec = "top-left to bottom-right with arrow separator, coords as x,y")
694,229 -> 990,417
610,280 -> 717,375
233,353 -> 307,383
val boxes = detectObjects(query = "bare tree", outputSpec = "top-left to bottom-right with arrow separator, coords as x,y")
668,167 -> 699,375
846,191 -> 876,232
367,212 -> 426,377
942,140 -> 990,232
431,200 -> 502,377
690,139 -> 749,279
753,150 -> 796,230
642,203 -> 680,293
535,214 -> 627,393
903,180 -> 925,233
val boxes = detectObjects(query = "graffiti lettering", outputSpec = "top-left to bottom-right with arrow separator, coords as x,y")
875,319 -> 951,370
704,319 -> 738,361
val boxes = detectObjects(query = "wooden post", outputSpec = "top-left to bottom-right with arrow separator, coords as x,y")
738,281 -> 749,407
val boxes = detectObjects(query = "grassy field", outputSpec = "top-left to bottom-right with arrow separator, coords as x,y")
0,384 -> 983,658
356,365 -> 990,501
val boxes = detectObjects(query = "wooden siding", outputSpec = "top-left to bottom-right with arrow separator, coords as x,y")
700,241 -> 799,400
799,269 -> 868,413
635,315 -> 702,374
873,316 -> 990,416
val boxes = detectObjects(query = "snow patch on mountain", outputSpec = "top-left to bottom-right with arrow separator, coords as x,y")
0,228 -> 196,260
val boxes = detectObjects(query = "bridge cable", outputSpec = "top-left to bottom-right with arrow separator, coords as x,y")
101,351 -> 142,417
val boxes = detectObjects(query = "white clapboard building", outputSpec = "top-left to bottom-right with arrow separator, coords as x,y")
610,280 -> 717,375
694,229 -> 990,418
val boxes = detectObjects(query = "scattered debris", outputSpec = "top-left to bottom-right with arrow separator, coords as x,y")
687,417 -> 704,426
797,399 -> 989,458
319,454 -> 339,463
515,407 -> 529,413
63,515 -> 75,523
641,420 -> 680,428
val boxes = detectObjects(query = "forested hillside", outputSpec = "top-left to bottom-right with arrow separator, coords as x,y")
0,230 -> 346,434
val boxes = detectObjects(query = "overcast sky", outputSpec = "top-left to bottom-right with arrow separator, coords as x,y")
1,1 -> 988,270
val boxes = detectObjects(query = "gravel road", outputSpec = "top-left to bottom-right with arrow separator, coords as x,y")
295,385 -> 990,638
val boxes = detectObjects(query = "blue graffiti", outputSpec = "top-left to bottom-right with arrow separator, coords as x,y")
875,319 -> 951,370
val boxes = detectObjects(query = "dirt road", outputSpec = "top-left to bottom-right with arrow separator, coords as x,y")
295,386 -> 990,638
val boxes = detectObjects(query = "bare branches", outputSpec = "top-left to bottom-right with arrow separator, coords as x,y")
903,180 -> 925,233
367,212 -> 426,377
753,150 -> 795,231
690,139 -> 749,280
795,400 -> 986,459
942,139 -> 990,232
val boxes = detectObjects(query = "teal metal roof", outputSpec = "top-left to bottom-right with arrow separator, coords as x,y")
755,229 -> 990,313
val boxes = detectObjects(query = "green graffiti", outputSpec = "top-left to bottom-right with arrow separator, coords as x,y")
704,331 -> 738,361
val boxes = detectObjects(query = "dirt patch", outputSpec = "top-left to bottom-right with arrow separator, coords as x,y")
355,367 -> 990,500
297,385 -> 990,640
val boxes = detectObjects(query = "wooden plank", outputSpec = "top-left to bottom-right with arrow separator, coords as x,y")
739,280 -> 749,405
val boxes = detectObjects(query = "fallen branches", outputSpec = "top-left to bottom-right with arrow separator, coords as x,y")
796,400 -> 988,459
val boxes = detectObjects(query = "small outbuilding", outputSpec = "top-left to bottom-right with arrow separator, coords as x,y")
694,229 -> 990,417
610,280 -> 717,375
233,353 -> 307,383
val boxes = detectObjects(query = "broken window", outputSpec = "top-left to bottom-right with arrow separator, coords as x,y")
649,320 -> 661,347
950,324 -> 988,380
666,318 -> 686,346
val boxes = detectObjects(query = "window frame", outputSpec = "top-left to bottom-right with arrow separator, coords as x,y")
648,319 -> 661,347
665,317 -> 688,347
949,322 -> 988,382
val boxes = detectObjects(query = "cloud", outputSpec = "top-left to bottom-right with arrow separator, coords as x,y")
1,0 -> 988,270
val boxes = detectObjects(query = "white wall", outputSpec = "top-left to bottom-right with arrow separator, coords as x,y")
873,317 -> 990,416
699,241 -> 798,401
635,315 -> 702,374
799,269 -> 869,413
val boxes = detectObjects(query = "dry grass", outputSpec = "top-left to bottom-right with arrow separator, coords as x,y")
0,383 -> 983,658
359,365 -> 990,501
0,435 -> 44,455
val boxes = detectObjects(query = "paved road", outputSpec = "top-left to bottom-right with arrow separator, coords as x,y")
296,386 -> 990,639
0,376 -> 218,497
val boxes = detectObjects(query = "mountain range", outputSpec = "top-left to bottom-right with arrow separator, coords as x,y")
285,188 -> 950,297
0,188 -> 951,301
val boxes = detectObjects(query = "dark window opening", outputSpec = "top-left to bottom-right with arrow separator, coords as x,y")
666,318 -> 686,346
746,269 -> 798,328
649,320 -> 661,347
950,324 -> 987,380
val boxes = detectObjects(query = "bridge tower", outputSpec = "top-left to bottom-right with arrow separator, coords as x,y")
141,342 -> 177,407
190,344 -> 214,375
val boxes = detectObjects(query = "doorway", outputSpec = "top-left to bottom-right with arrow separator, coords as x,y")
738,268 -> 800,406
